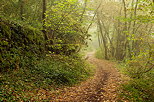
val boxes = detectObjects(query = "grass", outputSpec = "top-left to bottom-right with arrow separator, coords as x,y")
0,54 -> 94,101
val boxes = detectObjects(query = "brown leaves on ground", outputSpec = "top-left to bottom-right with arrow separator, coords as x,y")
36,52 -> 122,102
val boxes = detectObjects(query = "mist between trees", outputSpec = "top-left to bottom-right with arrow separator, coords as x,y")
91,0 -> 154,101
0,0 -> 154,101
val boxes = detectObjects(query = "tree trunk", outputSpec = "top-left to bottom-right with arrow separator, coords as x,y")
97,14 -> 108,60
42,0 -> 48,41
19,0 -> 24,20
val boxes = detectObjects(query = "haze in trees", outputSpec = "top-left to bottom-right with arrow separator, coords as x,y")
0,0 -> 153,101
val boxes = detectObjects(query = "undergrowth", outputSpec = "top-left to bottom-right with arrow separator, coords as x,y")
0,54 -> 94,101
0,16 -> 94,101
117,62 -> 154,102
95,48 -> 104,59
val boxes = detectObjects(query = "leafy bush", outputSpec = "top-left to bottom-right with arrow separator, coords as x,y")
0,54 -> 94,101
119,73 -> 154,102
33,54 -> 93,85
118,51 -> 154,102
0,17 -> 44,72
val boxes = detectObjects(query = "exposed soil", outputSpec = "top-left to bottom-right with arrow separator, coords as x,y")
38,52 -> 121,102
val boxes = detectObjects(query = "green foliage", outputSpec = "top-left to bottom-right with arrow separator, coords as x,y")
1,0 -> 91,56
95,48 -> 104,59
34,55 -> 93,85
118,50 -> 154,102
45,0 -> 90,55
0,0 -> 94,101
119,73 -> 154,102
0,0 -> 43,28
0,55 -> 93,101
0,17 -> 44,72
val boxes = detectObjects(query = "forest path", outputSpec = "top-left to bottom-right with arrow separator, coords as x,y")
48,52 -> 121,102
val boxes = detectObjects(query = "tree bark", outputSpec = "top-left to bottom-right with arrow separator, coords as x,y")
42,0 -> 48,41
97,14 -> 108,60
19,0 -> 24,20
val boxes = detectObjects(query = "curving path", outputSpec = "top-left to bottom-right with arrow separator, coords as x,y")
38,52 -> 121,102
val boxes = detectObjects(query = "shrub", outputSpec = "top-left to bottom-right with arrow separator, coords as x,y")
0,54 -> 94,101
119,74 -> 154,102
0,17 -> 44,72
118,52 -> 154,102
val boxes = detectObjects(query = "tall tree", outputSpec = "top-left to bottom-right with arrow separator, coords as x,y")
19,0 -> 24,20
42,0 -> 48,41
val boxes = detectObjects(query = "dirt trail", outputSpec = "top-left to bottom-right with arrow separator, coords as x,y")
49,52 -> 121,102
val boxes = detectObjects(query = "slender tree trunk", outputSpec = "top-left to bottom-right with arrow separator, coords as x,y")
97,20 -> 104,53
132,0 -> 139,56
122,0 -> 128,60
97,14 -> 108,60
19,0 -> 24,20
100,14 -> 115,58
115,7 -> 124,60
42,0 -> 48,41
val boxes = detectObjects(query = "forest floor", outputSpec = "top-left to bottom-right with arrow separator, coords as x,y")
37,52 -> 122,102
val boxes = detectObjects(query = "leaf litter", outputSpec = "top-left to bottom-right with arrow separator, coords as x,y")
36,52 -> 122,102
